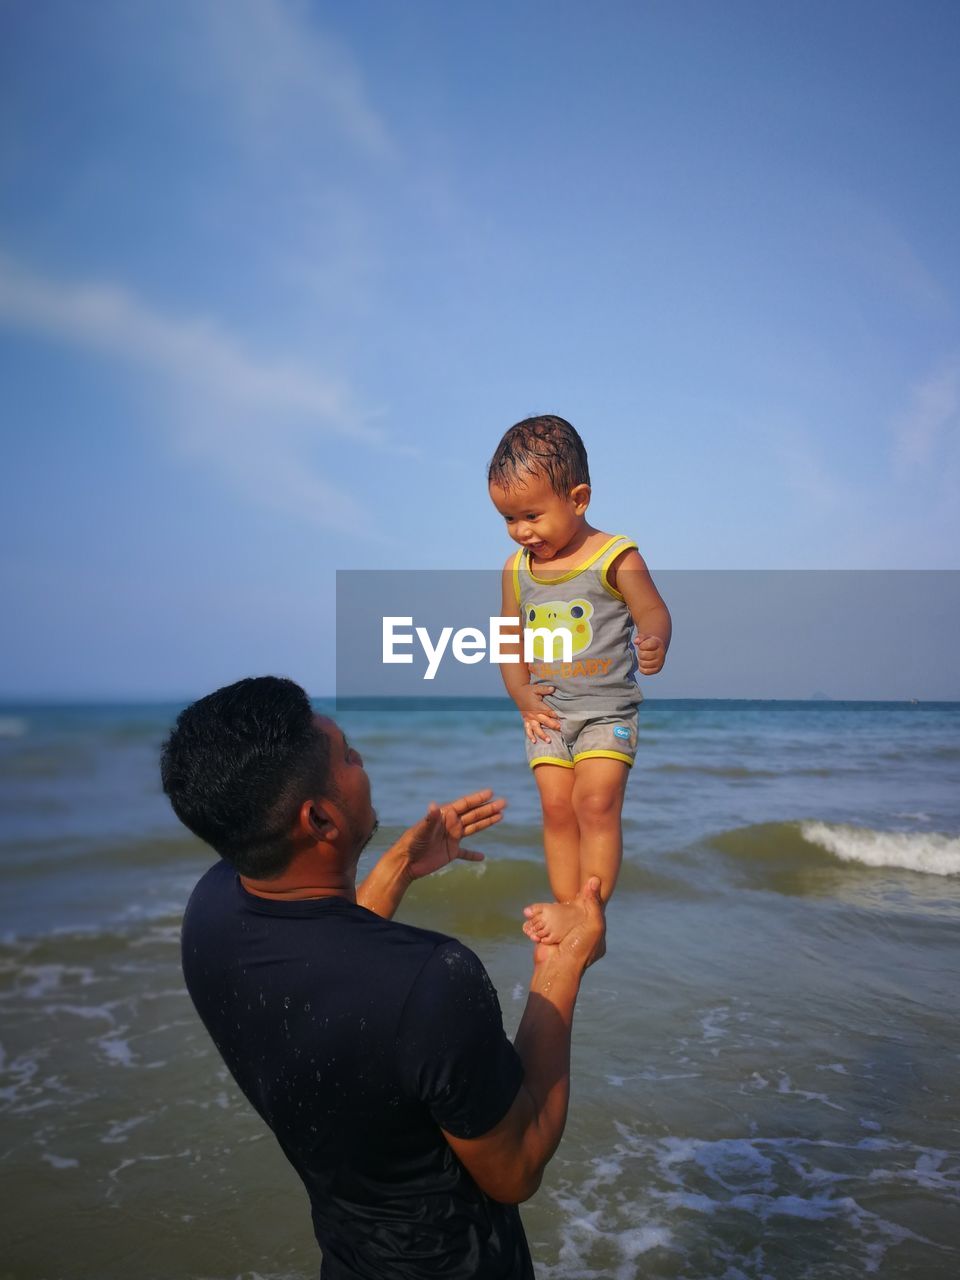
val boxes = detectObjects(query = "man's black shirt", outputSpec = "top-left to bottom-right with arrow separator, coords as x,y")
181,860 -> 534,1279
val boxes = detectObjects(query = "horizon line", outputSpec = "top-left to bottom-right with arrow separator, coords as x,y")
1,694 -> 955,708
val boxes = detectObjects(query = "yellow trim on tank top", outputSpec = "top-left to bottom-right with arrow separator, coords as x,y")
599,539 -> 638,601
511,548 -> 524,607
524,534 -> 625,586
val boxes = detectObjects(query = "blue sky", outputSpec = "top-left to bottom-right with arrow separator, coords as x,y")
1,1 -> 958,698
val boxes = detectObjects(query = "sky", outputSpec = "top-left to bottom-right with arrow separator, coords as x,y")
1,0 -> 958,699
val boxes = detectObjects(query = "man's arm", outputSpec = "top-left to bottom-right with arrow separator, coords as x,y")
441,878 -> 605,1204
356,791 -> 505,919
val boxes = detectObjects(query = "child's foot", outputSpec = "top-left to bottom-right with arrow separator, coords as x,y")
522,899 -> 587,945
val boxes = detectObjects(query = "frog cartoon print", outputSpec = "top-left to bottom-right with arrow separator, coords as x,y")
524,599 -> 594,661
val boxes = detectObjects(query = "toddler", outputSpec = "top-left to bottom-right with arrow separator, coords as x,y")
488,415 -> 671,943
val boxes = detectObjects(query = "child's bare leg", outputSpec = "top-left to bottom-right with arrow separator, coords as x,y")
533,763 -> 579,900
522,765 -> 578,943
525,757 -> 629,944
572,756 -> 629,900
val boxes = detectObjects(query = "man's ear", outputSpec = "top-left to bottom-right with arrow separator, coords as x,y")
300,797 -> 339,844
570,483 -> 591,512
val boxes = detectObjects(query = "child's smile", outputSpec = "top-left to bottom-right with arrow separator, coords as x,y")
488,475 -> 589,563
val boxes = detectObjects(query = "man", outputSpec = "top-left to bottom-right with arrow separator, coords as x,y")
162,676 -> 604,1279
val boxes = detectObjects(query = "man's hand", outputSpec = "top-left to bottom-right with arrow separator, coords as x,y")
634,632 -> 666,675
402,790 -> 506,881
515,684 -> 561,743
357,789 -> 505,918
532,877 -> 606,971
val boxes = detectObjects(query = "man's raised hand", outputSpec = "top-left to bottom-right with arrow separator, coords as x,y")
403,789 -> 506,881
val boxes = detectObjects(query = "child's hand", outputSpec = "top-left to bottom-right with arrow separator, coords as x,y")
634,633 -> 666,675
516,685 -> 561,743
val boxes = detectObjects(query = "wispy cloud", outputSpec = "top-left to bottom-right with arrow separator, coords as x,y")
893,359 -> 960,467
816,189 -> 950,317
190,0 -> 396,161
849,215 -> 949,316
185,0 -> 407,323
0,254 -> 386,532
774,424 -> 854,512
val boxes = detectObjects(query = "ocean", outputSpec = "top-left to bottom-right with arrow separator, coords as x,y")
1,698 -> 958,1279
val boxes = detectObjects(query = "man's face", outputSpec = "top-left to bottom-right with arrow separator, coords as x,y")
315,716 -> 378,855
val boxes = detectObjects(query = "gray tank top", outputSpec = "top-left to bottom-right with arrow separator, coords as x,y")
513,534 -> 643,720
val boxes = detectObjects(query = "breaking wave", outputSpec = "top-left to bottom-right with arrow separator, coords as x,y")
800,822 -> 960,878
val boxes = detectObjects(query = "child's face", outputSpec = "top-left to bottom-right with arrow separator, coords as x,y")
488,472 -> 589,560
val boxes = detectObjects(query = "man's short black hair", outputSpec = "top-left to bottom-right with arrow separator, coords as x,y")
487,415 -> 591,498
160,676 -> 332,879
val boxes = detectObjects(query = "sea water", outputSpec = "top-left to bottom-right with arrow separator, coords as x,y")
1,699 -> 958,1278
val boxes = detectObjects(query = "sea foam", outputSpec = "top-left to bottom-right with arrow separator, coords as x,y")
800,822 -> 960,877
543,1128 -> 952,1278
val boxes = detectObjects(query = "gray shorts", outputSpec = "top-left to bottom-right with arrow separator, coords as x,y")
525,706 -> 639,770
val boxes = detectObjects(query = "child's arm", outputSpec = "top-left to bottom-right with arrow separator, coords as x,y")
498,556 -> 561,741
610,548 -> 672,675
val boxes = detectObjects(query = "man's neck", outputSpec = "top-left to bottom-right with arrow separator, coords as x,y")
239,847 -> 356,902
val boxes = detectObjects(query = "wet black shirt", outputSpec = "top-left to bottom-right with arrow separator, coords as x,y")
181,860 -> 533,1279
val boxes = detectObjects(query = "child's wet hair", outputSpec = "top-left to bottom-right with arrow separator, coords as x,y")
488,415 -> 591,498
